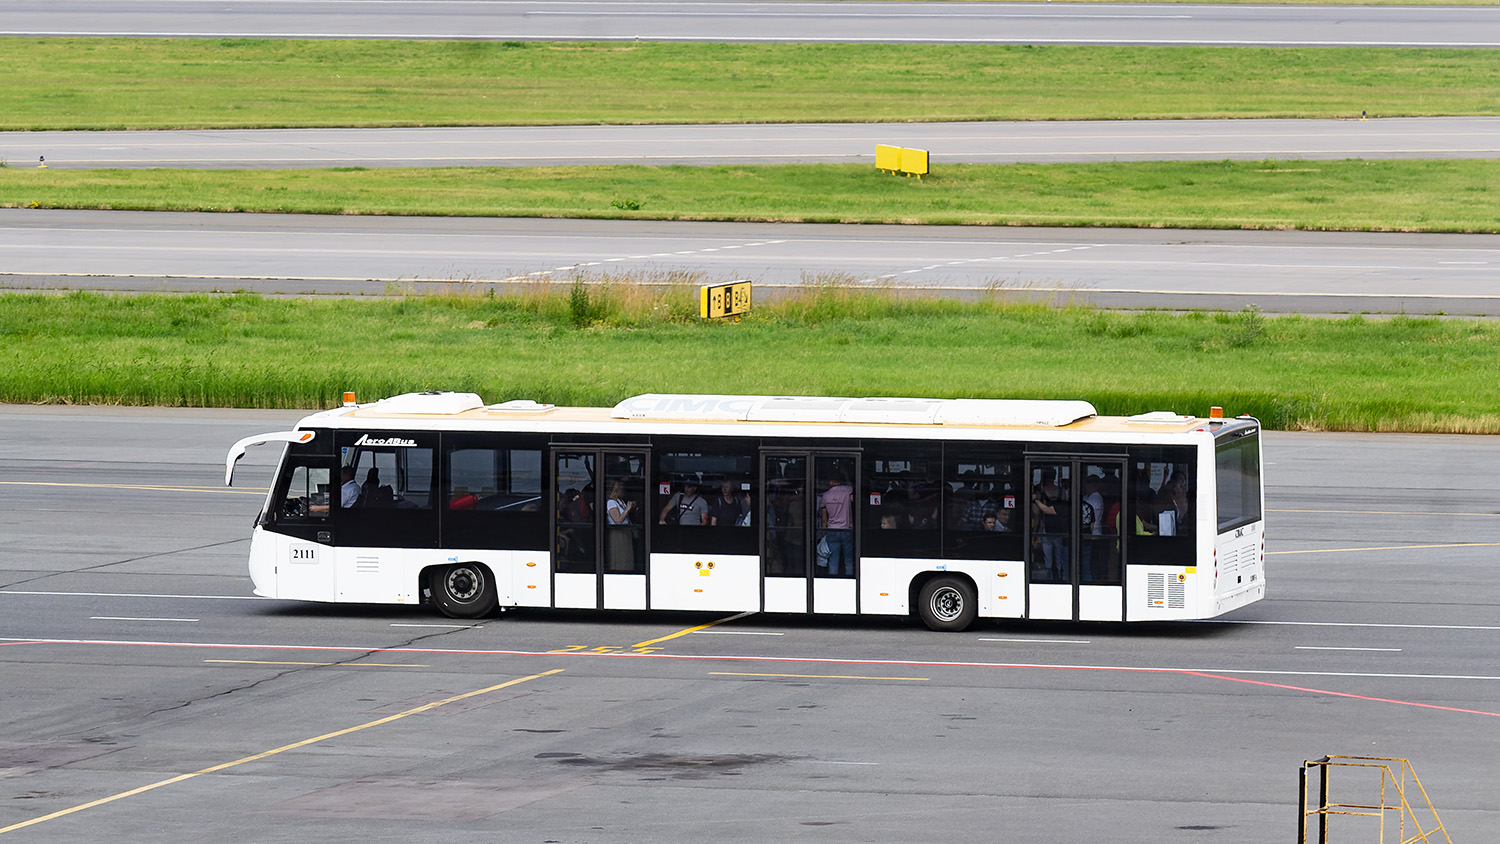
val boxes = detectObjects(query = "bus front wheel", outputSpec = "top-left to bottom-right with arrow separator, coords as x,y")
432,563 -> 498,619
918,576 -> 977,632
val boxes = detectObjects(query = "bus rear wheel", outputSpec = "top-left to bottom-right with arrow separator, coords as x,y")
919,576 -> 977,632
432,563 -> 498,619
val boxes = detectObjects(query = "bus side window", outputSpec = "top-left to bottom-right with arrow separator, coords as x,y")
347,447 -> 435,510
1127,448 -> 1195,565
276,464 -> 331,521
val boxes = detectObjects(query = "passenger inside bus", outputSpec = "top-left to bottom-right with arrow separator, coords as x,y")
340,465 -> 359,508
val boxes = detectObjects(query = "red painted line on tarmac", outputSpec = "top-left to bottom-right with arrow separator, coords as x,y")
10,636 -> 1500,719
1178,670 -> 1500,719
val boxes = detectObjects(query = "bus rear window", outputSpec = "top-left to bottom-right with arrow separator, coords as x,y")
1215,432 -> 1262,533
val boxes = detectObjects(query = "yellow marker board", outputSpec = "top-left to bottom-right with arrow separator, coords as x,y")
876,145 -> 929,178
700,280 -> 752,319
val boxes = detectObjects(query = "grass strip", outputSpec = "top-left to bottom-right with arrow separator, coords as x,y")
3,287 -> 1498,434
2,40 -> 1499,130
3,160 -> 1498,233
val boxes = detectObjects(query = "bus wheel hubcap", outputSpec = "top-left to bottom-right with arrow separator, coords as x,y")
447,568 -> 481,602
932,588 -> 961,621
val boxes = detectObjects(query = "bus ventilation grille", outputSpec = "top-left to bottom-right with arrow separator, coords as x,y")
1146,573 -> 1186,609
356,557 -> 380,574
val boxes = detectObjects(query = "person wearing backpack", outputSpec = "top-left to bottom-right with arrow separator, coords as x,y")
658,479 -> 708,526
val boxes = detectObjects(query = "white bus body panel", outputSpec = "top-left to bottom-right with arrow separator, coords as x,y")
334,547 -> 416,604
1125,566 -> 1200,621
441,550 -> 519,607
554,572 -> 596,608
512,552 -> 551,607
247,525 -> 280,598
863,559 -> 1024,619
1079,585 -> 1124,622
603,574 -> 647,610
256,529 -> 336,602
763,577 -> 806,613
813,577 -> 856,614
1028,583 -> 1073,620
858,557 -> 899,615
649,553 -> 759,612
1213,524 -> 1266,615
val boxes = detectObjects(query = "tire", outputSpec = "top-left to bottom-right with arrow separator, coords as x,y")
918,575 -> 978,632
431,563 -> 498,619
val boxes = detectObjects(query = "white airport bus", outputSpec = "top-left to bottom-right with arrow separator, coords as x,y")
225,391 -> 1265,631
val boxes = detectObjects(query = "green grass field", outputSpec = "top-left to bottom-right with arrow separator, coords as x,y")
5,160 -> 1497,233
2,40 -> 1498,130
4,287 -> 1498,433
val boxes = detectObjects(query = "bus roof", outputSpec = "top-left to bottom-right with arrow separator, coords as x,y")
310,391 -> 1229,437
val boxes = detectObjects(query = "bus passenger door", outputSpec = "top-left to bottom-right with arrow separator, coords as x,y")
1025,458 -> 1125,621
552,449 -> 648,610
762,451 -> 859,615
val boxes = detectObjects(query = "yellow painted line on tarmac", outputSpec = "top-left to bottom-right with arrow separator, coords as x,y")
631,610 -> 756,649
204,659 -> 426,668
0,481 -> 266,495
1268,541 -> 1500,556
711,672 -> 928,682
0,668 -> 564,836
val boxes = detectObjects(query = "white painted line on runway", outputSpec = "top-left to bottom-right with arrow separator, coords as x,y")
1296,646 -> 1402,652
205,658 -> 427,667
697,630 -> 784,636
390,623 -> 484,629
1269,541 -> 1500,555
1209,620 -> 1500,632
0,480 -> 266,495
980,637 -> 1091,644
711,671 -> 928,681
90,616 -> 199,623
533,10 -> 1194,19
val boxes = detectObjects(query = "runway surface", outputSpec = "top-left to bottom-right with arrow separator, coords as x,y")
7,0 -> 1499,46
1,405 -> 1498,842
8,118 -> 1500,169
3,209 -> 1497,315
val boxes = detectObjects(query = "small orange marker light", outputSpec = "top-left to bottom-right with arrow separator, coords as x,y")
1209,406 -> 1224,419
343,391 -> 357,406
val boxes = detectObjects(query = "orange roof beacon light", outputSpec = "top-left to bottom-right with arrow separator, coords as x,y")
1209,406 -> 1224,420
343,391 -> 358,407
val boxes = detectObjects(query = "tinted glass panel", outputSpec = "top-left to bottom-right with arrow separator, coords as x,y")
813,455 -> 857,579
442,440 -> 546,551
603,452 -> 647,574
1080,461 -> 1123,585
335,431 -> 439,548
1216,432 -> 1263,533
343,444 -> 435,511
862,444 -> 942,559
275,464 -> 332,523
654,447 -> 757,555
1126,446 -> 1196,565
1028,462 -> 1072,583
554,451 -> 597,573
944,448 -> 1024,561
764,454 -> 808,576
